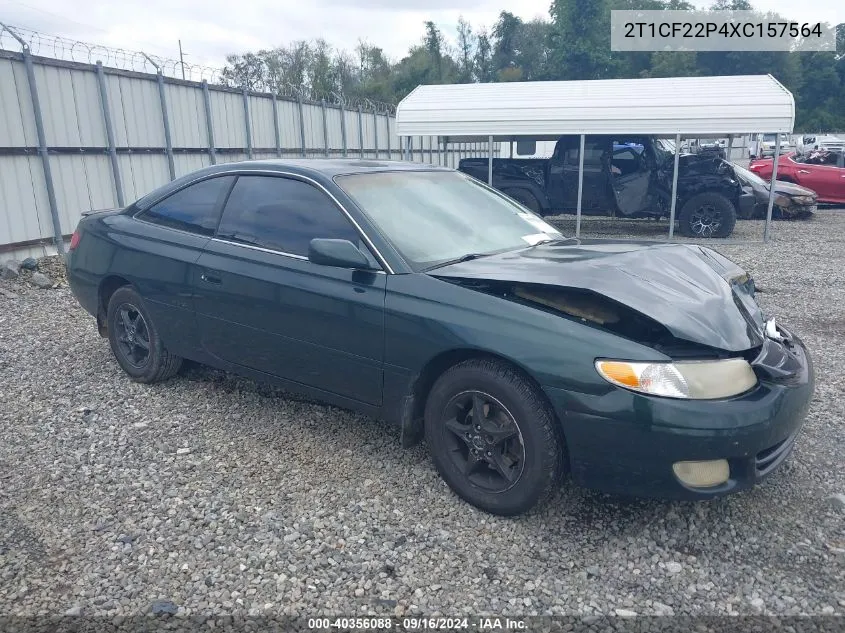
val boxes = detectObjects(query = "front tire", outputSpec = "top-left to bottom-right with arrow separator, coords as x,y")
677,192 -> 737,238
424,359 -> 562,516
107,286 -> 182,383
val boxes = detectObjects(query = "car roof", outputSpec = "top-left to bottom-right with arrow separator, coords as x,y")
205,159 -> 452,178
131,159 -> 454,210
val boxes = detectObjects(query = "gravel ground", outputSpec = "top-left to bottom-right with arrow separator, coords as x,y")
0,211 -> 843,620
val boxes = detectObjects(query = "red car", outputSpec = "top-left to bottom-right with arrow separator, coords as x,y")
749,150 -> 845,205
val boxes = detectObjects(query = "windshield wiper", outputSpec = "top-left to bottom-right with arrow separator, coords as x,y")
423,252 -> 491,271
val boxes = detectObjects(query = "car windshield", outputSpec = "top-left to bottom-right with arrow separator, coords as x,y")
732,162 -> 768,187
335,170 -> 565,271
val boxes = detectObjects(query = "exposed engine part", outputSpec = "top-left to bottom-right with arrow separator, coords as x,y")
512,286 -> 619,325
441,277 -> 753,361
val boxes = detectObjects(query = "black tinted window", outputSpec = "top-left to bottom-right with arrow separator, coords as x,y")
217,176 -> 361,256
138,176 -> 233,235
564,143 -> 605,166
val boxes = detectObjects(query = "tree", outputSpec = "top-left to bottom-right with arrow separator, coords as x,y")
263,42 -> 311,93
794,50 -> 844,130
709,0 -> 752,9
474,28 -> 495,82
548,0 -> 614,80
218,1 -> 845,124
308,39 -> 336,96
647,51 -> 699,78
492,11 -> 522,74
516,19 -> 553,80
608,0 -> 682,78
424,21 -> 444,81
221,52 -> 266,91
456,17 -> 476,82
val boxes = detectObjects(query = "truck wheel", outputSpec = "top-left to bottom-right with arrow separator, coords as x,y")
504,188 -> 541,213
678,193 -> 737,238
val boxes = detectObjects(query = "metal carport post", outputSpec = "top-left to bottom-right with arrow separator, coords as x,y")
668,133 -> 682,240
575,135 -> 585,238
763,134 -> 781,242
487,136 -> 493,185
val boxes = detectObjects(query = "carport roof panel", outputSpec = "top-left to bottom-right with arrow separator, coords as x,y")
395,74 -> 795,137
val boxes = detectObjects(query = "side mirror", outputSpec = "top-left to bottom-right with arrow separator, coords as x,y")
308,238 -> 374,270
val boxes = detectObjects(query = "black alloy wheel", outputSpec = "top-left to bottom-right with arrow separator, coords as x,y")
678,192 -> 737,238
106,286 -> 182,383
441,390 -> 525,492
424,359 -> 563,516
688,204 -> 724,238
113,303 -> 151,368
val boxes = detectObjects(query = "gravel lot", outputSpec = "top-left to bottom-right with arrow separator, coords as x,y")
1,211 -> 843,620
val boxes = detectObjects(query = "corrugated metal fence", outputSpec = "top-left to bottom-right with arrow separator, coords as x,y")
0,47 -> 490,258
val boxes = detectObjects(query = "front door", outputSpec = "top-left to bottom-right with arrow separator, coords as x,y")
790,153 -> 845,203
610,140 -> 652,216
552,135 -> 613,212
192,174 -> 386,405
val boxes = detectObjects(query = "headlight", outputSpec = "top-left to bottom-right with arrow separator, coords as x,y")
791,195 -> 815,205
774,194 -> 792,207
595,358 -> 757,399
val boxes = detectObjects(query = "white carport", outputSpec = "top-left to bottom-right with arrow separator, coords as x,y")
396,74 -> 795,241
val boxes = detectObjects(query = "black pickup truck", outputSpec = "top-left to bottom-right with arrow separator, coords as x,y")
459,135 -> 754,238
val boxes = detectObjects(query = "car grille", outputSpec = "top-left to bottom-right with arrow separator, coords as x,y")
755,432 -> 797,476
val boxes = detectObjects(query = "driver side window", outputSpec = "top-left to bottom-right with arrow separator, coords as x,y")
216,175 -> 374,264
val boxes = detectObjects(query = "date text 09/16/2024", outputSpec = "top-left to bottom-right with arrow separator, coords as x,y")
307,617 -> 527,630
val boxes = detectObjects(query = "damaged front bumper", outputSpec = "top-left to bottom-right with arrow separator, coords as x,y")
545,325 -> 814,500
753,201 -> 816,220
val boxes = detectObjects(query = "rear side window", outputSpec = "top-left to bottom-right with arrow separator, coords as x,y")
559,137 -> 606,166
137,176 -> 234,235
564,145 -> 605,166
216,176 -> 361,256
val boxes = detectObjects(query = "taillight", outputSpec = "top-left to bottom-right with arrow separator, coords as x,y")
69,231 -> 81,250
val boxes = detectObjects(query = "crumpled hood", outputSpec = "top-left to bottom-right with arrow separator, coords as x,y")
431,240 -> 766,352
738,173 -> 816,201
772,180 -> 816,198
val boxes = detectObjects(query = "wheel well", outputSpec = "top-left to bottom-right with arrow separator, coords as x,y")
97,275 -> 131,336
403,349 -> 565,455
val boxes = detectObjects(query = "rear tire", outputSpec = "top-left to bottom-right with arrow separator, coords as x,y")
504,188 -> 541,213
424,359 -> 562,516
107,286 -> 182,383
677,192 -> 737,238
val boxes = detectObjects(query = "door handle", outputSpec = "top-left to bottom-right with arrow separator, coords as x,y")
797,169 -> 811,174
200,272 -> 222,284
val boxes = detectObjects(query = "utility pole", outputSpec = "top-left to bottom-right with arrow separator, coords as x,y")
178,39 -> 186,80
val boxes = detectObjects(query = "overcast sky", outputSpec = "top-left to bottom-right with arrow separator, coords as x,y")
1,0 -> 842,69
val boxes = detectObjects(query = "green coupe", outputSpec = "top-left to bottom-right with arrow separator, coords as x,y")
66,160 -> 814,516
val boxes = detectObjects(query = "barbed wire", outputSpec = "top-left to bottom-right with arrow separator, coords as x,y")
0,24 -> 225,83
0,23 -> 396,113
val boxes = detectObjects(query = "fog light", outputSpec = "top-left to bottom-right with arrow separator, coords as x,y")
672,460 -> 730,488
